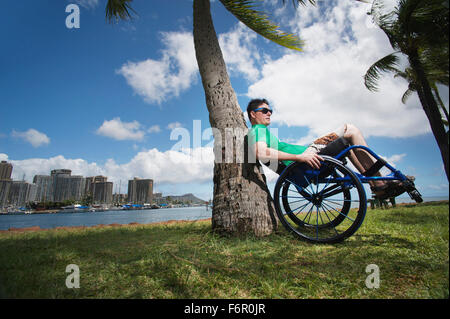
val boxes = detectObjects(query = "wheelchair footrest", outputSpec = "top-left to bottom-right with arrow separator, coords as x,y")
402,179 -> 423,203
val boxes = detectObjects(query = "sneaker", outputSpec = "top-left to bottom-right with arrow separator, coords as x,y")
371,181 -> 406,200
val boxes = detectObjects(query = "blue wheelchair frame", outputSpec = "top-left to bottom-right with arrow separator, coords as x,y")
273,145 -> 422,243
278,145 -> 412,191
334,145 -> 409,183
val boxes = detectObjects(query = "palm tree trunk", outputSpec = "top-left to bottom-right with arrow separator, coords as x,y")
409,50 -> 449,181
431,84 -> 449,125
193,0 -> 278,236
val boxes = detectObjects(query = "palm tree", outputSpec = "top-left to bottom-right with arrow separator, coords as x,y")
394,66 -> 449,126
105,0 -> 319,236
364,0 -> 449,180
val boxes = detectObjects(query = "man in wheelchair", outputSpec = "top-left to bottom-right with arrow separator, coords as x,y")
246,98 -> 412,200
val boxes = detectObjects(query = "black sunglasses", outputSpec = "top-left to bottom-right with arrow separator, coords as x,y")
254,107 -> 273,114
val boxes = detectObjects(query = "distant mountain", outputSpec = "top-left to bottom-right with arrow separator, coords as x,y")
163,193 -> 206,204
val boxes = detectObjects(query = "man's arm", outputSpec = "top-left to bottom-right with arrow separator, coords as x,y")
254,141 -> 323,169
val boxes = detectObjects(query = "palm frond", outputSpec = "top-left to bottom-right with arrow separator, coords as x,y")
106,0 -> 137,23
405,0 -> 448,43
220,0 -> 306,51
368,0 -> 399,49
394,70 -> 408,80
364,52 -> 401,91
281,0 -> 316,7
401,86 -> 416,104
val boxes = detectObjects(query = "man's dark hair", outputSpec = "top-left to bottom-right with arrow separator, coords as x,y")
247,98 -> 269,121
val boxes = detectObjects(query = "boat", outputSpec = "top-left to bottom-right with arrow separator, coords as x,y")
59,204 -> 89,213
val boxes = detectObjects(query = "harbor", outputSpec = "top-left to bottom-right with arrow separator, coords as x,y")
0,206 -> 212,231
0,202 -> 212,215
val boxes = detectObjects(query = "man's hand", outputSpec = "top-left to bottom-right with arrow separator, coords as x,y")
296,152 -> 324,169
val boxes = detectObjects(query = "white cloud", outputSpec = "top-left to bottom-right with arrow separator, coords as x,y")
72,0 -> 99,9
96,118 -> 145,141
116,23 -> 267,105
219,22 -> 262,81
148,125 -> 161,133
11,129 -> 50,148
116,31 -> 198,105
6,147 -> 214,188
247,0 -> 430,139
167,122 -> 183,130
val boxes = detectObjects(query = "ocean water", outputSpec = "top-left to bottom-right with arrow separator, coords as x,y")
0,206 -> 212,231
0,197 -> 447,231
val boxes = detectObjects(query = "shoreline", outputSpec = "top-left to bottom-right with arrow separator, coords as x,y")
0,218 -> 213,234
1,205 -> 210,215
1,200 -> 448,234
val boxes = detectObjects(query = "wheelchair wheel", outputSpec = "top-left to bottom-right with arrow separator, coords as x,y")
274,156 -> 367,244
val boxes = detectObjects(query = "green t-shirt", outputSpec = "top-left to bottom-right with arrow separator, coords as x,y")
247,124 -> 307,166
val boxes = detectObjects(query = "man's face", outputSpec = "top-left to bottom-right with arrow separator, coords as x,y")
251,103 -> 272,126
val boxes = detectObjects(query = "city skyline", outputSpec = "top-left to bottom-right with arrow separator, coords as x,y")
0,160 -> 169,207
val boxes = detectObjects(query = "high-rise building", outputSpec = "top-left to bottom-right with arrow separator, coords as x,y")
0,161 -> 13,208
33,169 -> 86,203
52,172 -> 72,202
33,175 -> 54,202
67,175 -> 86,202
51,170 -> 86,202
27,183 -> 38,203
128,178 -> 153,204
85,176 -> 113,204
92,182 -> 113,204
51,169 -> 72,176
0,161 -> 13,180
0,180 -> 12,208
7,181 -> 37,207
85,176 -> 107,196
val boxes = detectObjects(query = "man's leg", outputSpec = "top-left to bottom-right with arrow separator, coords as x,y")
341,124 -> 382,180
306,124 -> 407,198
340,124 -> 410,198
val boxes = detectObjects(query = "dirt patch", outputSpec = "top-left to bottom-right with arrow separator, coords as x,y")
0,218 -> 212,233
2,226 -> 44,233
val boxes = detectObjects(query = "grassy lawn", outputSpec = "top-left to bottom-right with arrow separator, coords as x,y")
0,202 -> 448,299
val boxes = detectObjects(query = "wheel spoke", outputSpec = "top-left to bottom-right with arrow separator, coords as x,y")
286,178 -> 312,197
304,174 -> 316,195
316,206 -> 319,240
318,183 -> 342,196
302,204 -> 315,224
318,172 -> 333,195
320,203 -> 338,220
321,186 -> 348,199
317,205 -> 326,225
285,199 -> 308,206
322,198 -> 359,203
281,196 -> 309,203
322,201 -> 355,222
289,201 -> 311,216
319,205 -> 340,236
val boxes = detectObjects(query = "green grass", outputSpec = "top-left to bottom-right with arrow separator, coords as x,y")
0,202 -> 448,299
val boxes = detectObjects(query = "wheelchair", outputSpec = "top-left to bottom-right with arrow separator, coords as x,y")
269,138 -> 423,244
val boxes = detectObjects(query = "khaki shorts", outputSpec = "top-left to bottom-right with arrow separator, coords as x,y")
305,125 -> 346,154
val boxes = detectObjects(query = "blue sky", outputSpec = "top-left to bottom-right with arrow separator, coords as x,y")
0,0 -> 448,201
